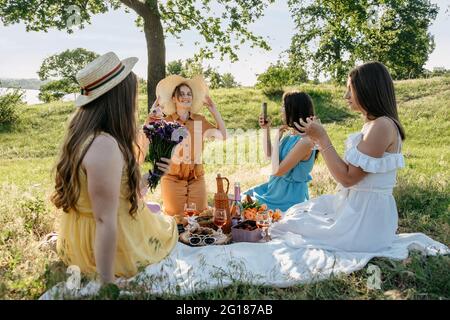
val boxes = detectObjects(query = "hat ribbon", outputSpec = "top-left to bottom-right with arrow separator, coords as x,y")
80,63 -> 125,96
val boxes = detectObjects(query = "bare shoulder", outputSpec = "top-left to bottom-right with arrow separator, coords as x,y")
84,134 -> 123,168
289,135 -> 314,159
369,116 -> 393,130
364,117 -> 396,139
359,117 -> 396,157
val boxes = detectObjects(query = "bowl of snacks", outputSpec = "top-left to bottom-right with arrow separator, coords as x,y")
194,207 -> 215,229
231,220 -> 262,243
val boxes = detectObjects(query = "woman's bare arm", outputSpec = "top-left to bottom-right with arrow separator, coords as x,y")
83,135 -> 123,284
273,138 -> 314,177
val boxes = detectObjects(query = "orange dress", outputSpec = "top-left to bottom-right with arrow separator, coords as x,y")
161,113 -> 217,216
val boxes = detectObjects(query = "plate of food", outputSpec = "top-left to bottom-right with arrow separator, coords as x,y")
179,225 -> 231,247
194,207 -> 215,229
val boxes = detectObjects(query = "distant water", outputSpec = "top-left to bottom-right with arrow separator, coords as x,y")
0,88 -> 76,105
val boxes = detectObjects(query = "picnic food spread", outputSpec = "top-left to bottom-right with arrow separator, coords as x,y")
175,174 -> 283,246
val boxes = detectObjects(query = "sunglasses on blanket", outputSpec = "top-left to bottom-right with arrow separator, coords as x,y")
188,234 -> 217,246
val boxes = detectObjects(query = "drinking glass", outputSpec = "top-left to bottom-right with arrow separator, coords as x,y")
213,208 -> 227,235
184,202 -> 197,231
184,202 -> 197,217
256,211 -> 271,242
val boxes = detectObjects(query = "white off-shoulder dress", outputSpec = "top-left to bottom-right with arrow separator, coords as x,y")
271,124 -> 405,252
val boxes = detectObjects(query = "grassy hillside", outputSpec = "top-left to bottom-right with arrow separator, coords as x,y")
0,77 -> 449,300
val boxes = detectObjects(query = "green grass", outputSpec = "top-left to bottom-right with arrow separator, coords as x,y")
0,77 -> 449,300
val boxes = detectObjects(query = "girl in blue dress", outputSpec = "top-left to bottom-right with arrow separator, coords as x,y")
244,92 -> 317,212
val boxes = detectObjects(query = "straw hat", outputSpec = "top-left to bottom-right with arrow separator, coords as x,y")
156,75 -> 209,115
75,52 -> 138,108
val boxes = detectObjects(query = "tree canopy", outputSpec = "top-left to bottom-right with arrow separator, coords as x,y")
37,48 -> 99,102
38,48 -> 99,83
1,0 -> 275,109
288,0 -> 439,83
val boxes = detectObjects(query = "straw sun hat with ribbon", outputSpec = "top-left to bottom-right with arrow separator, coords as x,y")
156,75 -> 209,115
75,52 -> 138,108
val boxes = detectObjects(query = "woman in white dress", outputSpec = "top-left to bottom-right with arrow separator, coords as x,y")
271,61 -> 406,252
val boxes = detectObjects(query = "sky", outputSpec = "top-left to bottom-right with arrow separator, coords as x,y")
0,0 -> 449,86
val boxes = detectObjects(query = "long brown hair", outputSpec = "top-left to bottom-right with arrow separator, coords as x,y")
349,62 -> 405,140
51,72 -> 141,216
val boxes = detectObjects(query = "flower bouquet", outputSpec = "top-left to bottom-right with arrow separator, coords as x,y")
143,120 -> 188,191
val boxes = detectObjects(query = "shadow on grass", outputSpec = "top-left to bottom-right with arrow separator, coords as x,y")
307,89 -> 353,123
394,181 -> 449,245
264,90 -> 284,102
263,87 -> 353,124
395,183 -> 449,220
0,122 -> 18,133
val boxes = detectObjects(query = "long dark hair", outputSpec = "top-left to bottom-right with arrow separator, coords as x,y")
283,91 -> 315,128
51,72 -> 141,216
282,91 -> 318,160
349,62 -> 405,140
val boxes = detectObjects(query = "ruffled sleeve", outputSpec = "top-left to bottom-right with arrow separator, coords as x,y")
344,133 -> 405,173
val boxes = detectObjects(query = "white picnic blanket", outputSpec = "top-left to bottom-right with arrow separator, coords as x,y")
40,232 -> 449,299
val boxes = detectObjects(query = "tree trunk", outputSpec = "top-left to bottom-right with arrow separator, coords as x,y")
143,12 -> 166,113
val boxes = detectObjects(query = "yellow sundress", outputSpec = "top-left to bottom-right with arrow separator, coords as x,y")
56,132 -> 178,278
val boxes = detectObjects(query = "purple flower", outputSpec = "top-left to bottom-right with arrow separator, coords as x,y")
143,120 -> 187,191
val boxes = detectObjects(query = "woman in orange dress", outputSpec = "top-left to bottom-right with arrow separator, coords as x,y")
149,75 -> 227,216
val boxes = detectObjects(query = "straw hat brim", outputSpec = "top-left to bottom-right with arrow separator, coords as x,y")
156,75 -> 209,115
75,57 -> 138,108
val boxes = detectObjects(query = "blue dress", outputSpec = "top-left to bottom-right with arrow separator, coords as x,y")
244,134 -> 315,212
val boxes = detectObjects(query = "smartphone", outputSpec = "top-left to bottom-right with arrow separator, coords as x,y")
261,102 -> 267,123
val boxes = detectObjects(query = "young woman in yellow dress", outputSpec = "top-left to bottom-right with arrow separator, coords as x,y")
51,52 -> 178,285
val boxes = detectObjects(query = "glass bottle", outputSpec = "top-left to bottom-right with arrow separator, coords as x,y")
230,182 -> 244,227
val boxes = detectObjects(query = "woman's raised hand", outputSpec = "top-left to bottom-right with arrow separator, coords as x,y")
203,95 -> 217,113
294,116 -> 327,145
152,96 -> 161,110
146,96 -> 162,124
259,114 -> 271,129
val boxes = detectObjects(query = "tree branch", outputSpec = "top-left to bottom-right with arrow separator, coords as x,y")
120,0 -> 150,17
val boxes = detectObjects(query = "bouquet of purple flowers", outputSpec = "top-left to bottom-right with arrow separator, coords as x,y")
143,120 -> 188,191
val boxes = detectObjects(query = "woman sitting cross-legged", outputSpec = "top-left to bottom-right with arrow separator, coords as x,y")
51,52 -> 178,285
271,61 -> 406,253
244,92 -> 317,212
